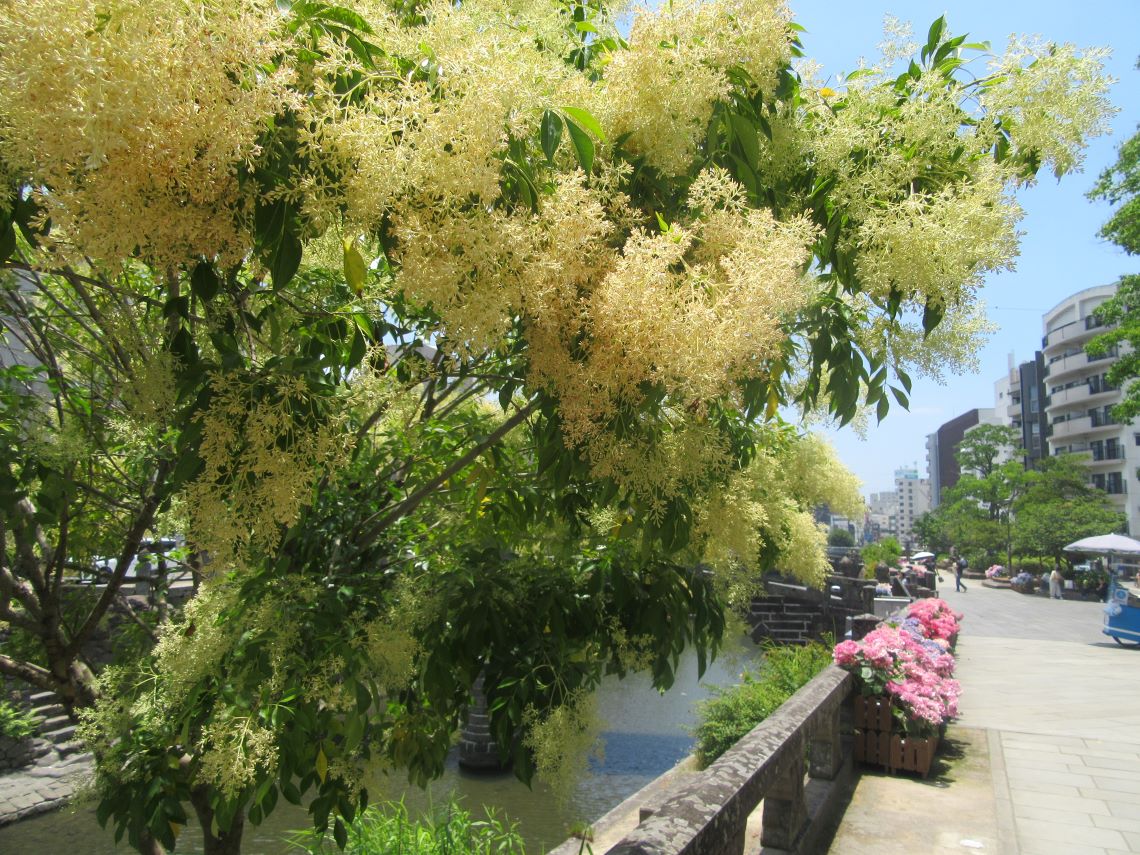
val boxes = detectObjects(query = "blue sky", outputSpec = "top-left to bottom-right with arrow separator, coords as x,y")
789,1 -> 1140,495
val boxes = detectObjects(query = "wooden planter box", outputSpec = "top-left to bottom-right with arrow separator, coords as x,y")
852,695 -> 939,778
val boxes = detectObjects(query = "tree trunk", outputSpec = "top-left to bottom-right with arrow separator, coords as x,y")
42,632 -> 98,717
190,786 -> 245,855
53,659 -> 98,716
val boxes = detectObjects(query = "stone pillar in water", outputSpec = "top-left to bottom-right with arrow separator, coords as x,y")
458,673 -> 510,772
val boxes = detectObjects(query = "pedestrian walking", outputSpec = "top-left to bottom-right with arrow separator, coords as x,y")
955,554 -> 968,593
1050,565 -> 1064,599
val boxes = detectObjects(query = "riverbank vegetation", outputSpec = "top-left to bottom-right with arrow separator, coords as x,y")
290,799 -> 524,855
693,642 -> 832,767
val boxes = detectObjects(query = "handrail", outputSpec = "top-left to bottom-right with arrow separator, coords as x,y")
603,666 -> 854,855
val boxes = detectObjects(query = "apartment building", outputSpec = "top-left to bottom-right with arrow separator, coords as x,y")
1042,283 -> 1138,533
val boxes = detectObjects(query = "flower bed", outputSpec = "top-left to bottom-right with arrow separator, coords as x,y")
1010,572 -> 1040,594
985,565 -> 1008,580
833,599 -> 962,777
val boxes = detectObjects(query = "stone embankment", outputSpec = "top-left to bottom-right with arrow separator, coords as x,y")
0,690 -> 92,826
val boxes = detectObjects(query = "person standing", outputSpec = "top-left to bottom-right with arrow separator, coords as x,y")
955,554 -> 968,593
1050,565 -> 1064,600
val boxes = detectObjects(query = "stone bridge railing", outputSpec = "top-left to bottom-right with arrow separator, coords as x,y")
560,665 -> 855,855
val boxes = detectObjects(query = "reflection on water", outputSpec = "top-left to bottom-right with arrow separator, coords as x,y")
0,637 -> 758,854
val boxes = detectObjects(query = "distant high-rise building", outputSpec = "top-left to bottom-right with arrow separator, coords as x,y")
893,466 -> 930,550
926,408 -> 993,506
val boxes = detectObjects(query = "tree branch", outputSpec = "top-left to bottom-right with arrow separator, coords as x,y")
358,399 -> 539,542
0,652 -> 54,692
66,456 -> 174,656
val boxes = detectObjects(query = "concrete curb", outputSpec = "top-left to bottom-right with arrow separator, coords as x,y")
986,728 -> 1020,855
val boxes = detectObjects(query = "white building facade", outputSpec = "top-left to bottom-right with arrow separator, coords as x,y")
1042,283 -> 1139,533
892,467 -> 931,550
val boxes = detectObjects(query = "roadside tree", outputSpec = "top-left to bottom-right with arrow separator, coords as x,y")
1012,454 -> 1125,565
1086,59 -> 1140,422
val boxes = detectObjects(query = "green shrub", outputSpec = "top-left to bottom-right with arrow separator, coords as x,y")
0,699 -> 37,740
290,798 -> 525,855
692,641 -> 832,768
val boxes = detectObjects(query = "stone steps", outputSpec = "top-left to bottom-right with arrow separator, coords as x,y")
21,690 -> 85,761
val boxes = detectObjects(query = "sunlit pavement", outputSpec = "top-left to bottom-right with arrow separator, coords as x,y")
829,582 -> 1140,855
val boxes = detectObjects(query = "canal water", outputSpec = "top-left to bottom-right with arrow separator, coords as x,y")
0,638 -> 758,854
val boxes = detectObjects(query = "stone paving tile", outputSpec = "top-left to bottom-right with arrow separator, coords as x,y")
1096,815 -> 1140,834
1015,804 -> 1098,826
1083,754 -> 1140,771
1021,839 -> 1110,855
1018,818 -> 1128,849
1110,801 -> 1140,821
1002,749 -> 1085,769
1082,786 -> 1140,803
1007,767 -> 1098,788
1010,789 -> 1112,814
1092,766 -> 1140,782
1007,779 -> 1084,797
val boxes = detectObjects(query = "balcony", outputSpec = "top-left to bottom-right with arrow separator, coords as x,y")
1087,346 -> 1120,364
1048,382 -> 1118,409
1050,415 -> 1093,441
1044,352 -> 1089,382
1091,410 -> 1119,428
1088,450 -> 1126,467
1043,319 -> 1099,351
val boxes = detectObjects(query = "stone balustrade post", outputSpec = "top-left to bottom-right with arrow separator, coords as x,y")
809,703 -> 842,780
851,613 -> 879,640
760,740 -> 807,850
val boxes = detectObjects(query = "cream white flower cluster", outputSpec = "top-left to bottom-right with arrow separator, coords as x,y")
0,0 -> 1115,584
0,0 -> 298,267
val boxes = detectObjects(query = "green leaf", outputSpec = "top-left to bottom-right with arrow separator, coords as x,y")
925,16 -> 947,56
190,262 -> 221,302
890,386 -> 909,409
314,4 -> 374,33
561,106 -> 606,142
271,232 -> 302,289
876,395 -> 889,423
921,300 -> 944,336
498,381 -> 518,411
0,223 -> 14,262
348,328 -> 366,368
729,113 -> 759,169
343,238 -> 367,296
540,110 -> 563,163
565,119 -> 595,174
334,817 -> 348,850
355,681 -> 371,714
316,747 -> 328,783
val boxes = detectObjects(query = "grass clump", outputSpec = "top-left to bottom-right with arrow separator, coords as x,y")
693,640 -> 832,768
0,699 -> 37,740
290,798 -> 525,855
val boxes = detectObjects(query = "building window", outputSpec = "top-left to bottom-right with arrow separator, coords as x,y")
1107,472 -> 1126,495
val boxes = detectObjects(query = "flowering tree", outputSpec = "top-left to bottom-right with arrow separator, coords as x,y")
0,0 -> 1116,852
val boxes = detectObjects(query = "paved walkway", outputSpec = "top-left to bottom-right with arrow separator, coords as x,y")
0,742 -> 90,826
830,581 -> 1140,855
